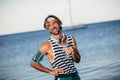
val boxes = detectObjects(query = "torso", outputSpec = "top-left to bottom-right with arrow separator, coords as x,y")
44,41 -> 54,63
45,40 -> 66,63
46,35 -> 77,74
44,35 -> 68,63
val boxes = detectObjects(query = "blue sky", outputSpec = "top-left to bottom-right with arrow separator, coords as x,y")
0,0 -> 120,35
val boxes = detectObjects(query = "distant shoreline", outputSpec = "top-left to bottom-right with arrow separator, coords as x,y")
0,20 -> 120,37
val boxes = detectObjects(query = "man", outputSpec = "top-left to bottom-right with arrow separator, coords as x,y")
30,15 -> 81,80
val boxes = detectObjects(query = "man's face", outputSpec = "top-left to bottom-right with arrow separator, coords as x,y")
45,19 -> 61,35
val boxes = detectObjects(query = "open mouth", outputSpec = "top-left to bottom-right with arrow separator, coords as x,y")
52,28 -> 57,32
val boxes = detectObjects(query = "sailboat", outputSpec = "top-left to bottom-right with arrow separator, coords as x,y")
63,0 -> 87,30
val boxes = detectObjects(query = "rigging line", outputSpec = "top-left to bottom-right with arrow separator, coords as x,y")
68,0 -> 73,26
61,0 -> 67,22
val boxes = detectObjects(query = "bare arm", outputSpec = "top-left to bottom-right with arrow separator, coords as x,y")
30,41 -> 64,76
30,61 -> 52,73
71,36 -> 81,63
65,36 -> 81,63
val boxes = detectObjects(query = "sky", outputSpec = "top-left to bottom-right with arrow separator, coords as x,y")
0,0 -> 120,35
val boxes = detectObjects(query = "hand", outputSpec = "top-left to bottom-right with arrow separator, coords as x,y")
64,47 -> 74,55
49,68 -> 64,76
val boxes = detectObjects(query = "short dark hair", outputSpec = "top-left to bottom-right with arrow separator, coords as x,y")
44,15 -> 62,29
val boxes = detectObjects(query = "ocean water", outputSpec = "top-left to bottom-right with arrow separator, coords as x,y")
0,20 -> 120,80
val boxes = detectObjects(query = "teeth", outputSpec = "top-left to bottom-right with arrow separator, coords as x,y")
53,28 -> 57,32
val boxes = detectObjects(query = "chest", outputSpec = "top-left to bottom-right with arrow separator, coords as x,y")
47,35 -> 73,62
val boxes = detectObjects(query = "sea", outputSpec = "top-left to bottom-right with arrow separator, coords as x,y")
0,20 -> 120,80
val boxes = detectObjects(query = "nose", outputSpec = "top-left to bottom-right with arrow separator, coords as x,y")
49,24 -> 54,29
51,22 -> 57,28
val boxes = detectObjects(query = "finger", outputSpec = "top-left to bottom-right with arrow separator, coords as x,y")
69,47 -> 74,52
58,68 -> 64,73
60,69 -> 64,73
55,73 -> 59,76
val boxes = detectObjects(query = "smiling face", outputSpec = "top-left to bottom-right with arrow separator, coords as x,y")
45,19 -> 61,35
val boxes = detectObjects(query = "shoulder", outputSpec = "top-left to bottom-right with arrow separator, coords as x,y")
38,40 -> 51,55
66,34 -> 76,42
71,36 -> 76,42
66,34 -> 74,40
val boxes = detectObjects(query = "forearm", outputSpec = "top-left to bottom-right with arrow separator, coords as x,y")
30,61 -> 64,76
71,49 -> 81,63
30,61 -> 52,74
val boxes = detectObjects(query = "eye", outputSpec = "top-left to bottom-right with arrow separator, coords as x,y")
53,21 -> 58,25
46,23 -> 50,28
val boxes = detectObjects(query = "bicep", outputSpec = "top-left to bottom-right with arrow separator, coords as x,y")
31,50 -> 44,63
32,42 -> 49,63
38,41 -> 50,56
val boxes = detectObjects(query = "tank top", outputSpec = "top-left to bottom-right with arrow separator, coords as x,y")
48,35 -> 78,74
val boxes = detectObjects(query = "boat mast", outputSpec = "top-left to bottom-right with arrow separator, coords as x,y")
68,0 -> 73,26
